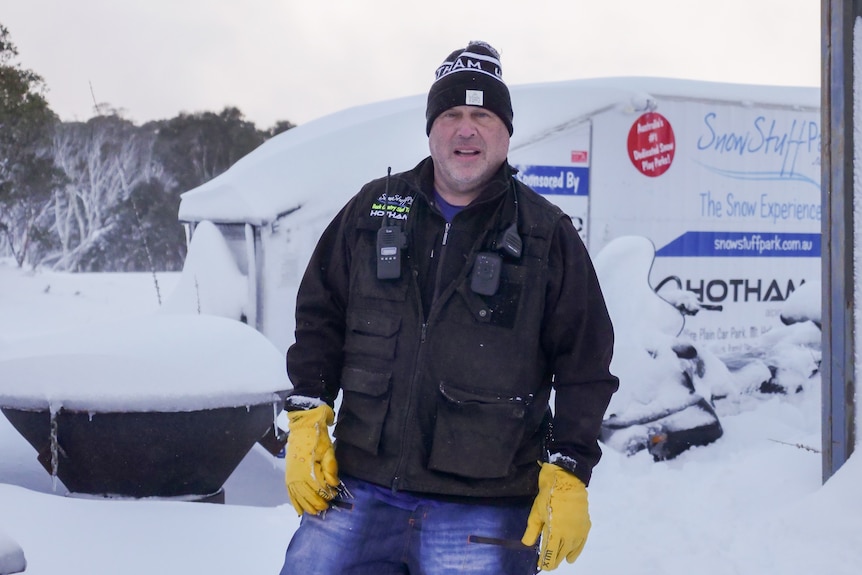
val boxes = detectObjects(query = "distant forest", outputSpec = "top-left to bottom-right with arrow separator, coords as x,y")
0,23 -> 294,272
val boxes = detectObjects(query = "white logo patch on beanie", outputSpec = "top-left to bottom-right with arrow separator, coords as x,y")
465,90 -> 484,106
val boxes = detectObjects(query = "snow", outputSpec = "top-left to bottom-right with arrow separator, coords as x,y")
594,237 -> 688,418
160,221 -> 249,321
178,77 -> 820,227
0,71 -> 852,574
0,245 -> 859,574
177,92 -> 428,226
0,314 -> 288,413
0,527 -> 26,575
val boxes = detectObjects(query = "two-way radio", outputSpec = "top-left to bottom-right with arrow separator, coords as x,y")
377,167 -> 407,280
469,180 -> 523,296
374,167 -> 522,291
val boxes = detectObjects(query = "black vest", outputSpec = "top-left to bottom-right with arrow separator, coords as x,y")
334,160 -> 565,498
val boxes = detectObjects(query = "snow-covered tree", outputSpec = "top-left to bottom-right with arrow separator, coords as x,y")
49,113 -> 160,271
0,24 -> 63,267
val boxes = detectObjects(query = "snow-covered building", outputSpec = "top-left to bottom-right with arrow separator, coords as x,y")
176,77 -> 820,355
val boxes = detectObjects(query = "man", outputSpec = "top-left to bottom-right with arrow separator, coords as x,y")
279,41 -> 618,574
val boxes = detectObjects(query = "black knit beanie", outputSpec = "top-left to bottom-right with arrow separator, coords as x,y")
425,41 -> 513,136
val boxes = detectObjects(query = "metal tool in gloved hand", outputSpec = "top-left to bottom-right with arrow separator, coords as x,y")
284,404 -> 342,516
521,462 -> 592,571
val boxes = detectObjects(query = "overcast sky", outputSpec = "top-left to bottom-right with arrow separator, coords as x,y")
4,0 -> 820,129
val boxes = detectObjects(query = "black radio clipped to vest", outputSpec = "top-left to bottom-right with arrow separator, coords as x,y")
469,182 -> 523,296
470,252 -> 503,295
377,225 -> 407,280
377,168 -> 407,280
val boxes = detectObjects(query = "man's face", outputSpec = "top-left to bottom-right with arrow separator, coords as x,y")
428,105 -> 510,204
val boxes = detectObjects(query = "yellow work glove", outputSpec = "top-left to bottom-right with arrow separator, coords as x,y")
284,404 -> 339,516
521,462 -> 591,571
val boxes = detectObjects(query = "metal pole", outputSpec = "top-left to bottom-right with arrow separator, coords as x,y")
244,223 -> 259,331
821,0 -> 857,482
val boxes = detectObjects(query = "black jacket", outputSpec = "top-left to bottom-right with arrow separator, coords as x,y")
286,157 -> 618,498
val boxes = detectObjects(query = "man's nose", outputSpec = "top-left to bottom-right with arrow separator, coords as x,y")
455,117 -> 478,137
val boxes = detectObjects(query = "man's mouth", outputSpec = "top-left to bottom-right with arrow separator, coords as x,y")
454,149 -> 480,157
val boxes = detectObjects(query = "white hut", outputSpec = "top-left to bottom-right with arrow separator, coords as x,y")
176,77 -> 820,355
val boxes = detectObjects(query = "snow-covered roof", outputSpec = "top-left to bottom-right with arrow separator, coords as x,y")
177,77 -> 820,226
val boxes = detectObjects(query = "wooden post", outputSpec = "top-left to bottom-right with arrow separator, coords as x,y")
821,0 -> 857,482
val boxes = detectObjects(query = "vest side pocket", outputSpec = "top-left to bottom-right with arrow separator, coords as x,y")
428,382 -> 528,479
344,309 -> 401,360
334,367 -> 392,455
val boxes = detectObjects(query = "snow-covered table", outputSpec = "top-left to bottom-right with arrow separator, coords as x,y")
0,314 -> 290,501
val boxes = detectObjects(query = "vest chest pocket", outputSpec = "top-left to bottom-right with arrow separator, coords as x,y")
334,367 -> 392,455
457,263 -> 528,329
428,382 -> 529,479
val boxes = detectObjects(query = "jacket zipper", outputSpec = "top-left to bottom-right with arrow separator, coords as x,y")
430,222 -> 451,306
392,219 -> 449,493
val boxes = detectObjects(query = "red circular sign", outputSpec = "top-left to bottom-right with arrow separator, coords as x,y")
627,112 -> 675,177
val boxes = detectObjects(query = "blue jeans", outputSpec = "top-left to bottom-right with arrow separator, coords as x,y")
279,476 -> 538,574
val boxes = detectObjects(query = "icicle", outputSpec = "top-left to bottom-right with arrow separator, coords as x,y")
48,402 -> 61,492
